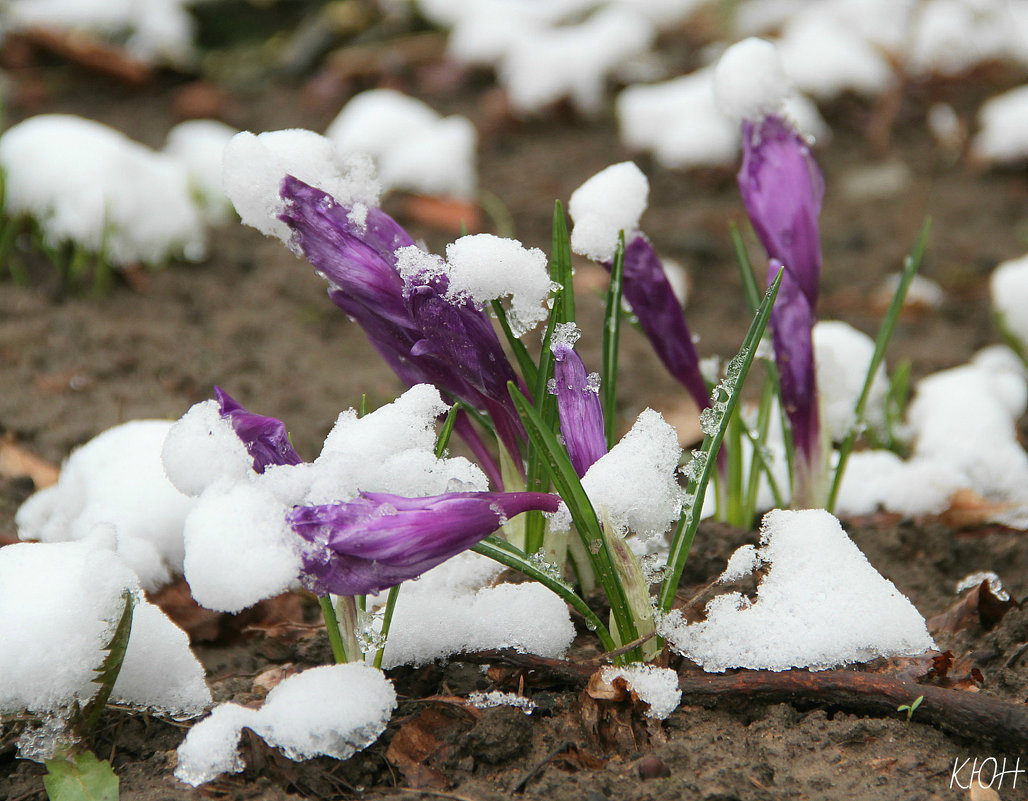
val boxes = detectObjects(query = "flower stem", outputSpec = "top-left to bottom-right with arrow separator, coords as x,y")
319,595 -> 348,664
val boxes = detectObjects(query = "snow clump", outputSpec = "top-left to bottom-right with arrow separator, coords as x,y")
549,408 -> 683,541
222,128 -> 381,243
990,253 -> 1028,350
326,88 -> 478,200
812,320 -> 889,442
0,115 -> 208,267
175,664 -> 395,786
972,87 -> 1028,166
16,419 -> 194,592
713,37 -> 791,122
396,236 -> 551,337
568,161 -> 649,262
0,536 -> 210,721
163,119 -> 239,225
661,509 -> 935,672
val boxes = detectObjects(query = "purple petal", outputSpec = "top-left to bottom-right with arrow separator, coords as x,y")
767,261 -> 819,468
288,491 -> 561,596
405,272 -> 526,462
739,116 -> 824,309
550,341 -> 606,477
215,386 -> 301,472
278,174 -> 526,471
618,234 -> 710,411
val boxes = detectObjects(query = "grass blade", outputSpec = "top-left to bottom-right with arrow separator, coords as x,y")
826,218 -> 931,513
509,382 -> 639,648
658,269 -> 782,614
602,233 -> 626,448
473,534 -> 617,653
81,590 -> 135,733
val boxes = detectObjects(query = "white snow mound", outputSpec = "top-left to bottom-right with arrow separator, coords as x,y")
661,509 -> 935,672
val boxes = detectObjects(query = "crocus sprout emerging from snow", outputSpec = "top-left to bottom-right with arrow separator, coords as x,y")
738,115 -> 826,504
549,327 -> 606,477
288,491 -> 561,596
215,386 -> 301,472
278,175 -> 524,480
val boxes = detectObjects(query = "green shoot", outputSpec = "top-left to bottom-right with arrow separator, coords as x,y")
897,694 -> 924,721
827,219 -> 931,513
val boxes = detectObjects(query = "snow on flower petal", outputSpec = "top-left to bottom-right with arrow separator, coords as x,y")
569,161 -> 649,262
288,490 -> 561,596
223,129 -> 381,243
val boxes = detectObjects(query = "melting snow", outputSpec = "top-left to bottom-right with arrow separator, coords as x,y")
601,664 -> 682,720
175,664 -> 395,786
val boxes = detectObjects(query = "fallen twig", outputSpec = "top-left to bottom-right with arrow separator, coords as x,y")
457,649 -> 1028,747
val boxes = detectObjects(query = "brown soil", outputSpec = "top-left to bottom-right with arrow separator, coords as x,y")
3,13 -> 1028,801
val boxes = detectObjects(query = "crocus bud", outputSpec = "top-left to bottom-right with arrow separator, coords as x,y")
215,386 -> 302,472
278,175 -> 525,479
549,328 -> 607,477
288,490 -> 561,596
621,234 -> 710,412
739,115 -> 824,308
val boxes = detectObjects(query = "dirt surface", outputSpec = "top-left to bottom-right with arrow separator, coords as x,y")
3,10 -> 1028,801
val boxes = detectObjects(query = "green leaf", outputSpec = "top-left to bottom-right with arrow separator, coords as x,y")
44,749 -> 119,801
602,232 -> 626,448
658,269 -> 782,614
81,590 -> 135,734
508,382 -> 639,649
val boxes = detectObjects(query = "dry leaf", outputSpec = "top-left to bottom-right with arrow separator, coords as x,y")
386,704 -> 475,789
0,436 -> 59,488
940,489 -> 1015,529
928,580 -> 1016,634
18,28 -> 151,86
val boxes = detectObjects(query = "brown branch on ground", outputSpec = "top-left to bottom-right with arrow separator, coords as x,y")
457,650 -> 1028,748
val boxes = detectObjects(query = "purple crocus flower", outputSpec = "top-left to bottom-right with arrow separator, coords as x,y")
739,115 -> 824,308
619,234 -> 710,412
215,386 -> 302,472
736,114 -> 825,503
288,490 -> 561,596
550,338 -> 606,477
278,175 -> 525,481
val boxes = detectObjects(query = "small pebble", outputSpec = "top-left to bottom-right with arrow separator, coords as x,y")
637,754 -> 671,779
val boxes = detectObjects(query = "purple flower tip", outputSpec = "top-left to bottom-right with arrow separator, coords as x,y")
619,234 -> 710,411
550,339 -> 607,477
215,386 -> 302,473
739,115 -> 824,309
289,490 -> 560,596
